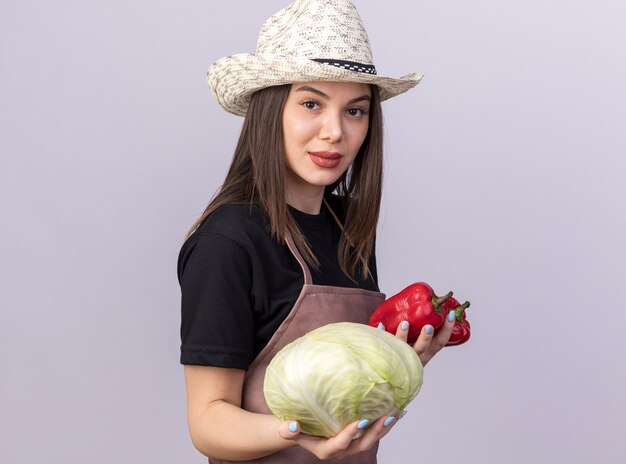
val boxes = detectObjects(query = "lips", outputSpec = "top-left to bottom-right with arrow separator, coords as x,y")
308,151 -> 343,169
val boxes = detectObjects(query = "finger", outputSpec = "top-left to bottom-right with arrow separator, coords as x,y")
412,324 -> 434,356
394,320 -> 409,342
351,415 -> 398,451
296,420 -> 366,459
432,310 -> 455,350
367,415 -> 397,440
330,419 -> 370,449
420,312 -> 456,366
278,420 -> 301,440
296,417 -> 395,459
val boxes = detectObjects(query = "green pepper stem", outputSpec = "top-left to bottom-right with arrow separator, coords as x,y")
433,291 -> 453,313
453,301 -> 470,321
433,291 -> 453,308
457,301 -> 471,313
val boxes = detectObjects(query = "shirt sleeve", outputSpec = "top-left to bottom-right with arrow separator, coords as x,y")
178,232 -> 255,368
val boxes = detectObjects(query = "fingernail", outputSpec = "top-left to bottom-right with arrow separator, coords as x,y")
448,311 -> 455,322
398,410 -> 408,420
357,419 -> 370,429
288,422 -> 298,433
401,321 -> 409,331
377,322 -> 384,330
383,416 -> 395,427
425,324 -> 433,334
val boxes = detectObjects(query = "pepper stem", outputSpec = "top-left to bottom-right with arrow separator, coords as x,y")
432,291 -> 453,309
454,301 -> 471,321
457,301 -> 471,313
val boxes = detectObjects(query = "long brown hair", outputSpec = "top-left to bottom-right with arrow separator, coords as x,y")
186,83 -> 384,281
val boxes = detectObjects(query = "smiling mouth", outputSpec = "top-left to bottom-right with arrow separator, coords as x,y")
308,151 -> 343,168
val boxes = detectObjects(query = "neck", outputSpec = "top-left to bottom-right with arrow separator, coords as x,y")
285,184 -> 325,214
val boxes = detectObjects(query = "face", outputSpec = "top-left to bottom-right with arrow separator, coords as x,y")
282,81 -> 371,202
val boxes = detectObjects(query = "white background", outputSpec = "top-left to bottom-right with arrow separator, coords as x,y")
2,1 -> 625,462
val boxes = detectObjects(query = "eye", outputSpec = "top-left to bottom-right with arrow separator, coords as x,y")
347,107 -> 368,118
301,100 -> 320,110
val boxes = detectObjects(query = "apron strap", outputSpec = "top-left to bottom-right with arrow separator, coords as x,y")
285,198 -> 378,288
323,197 -> 343,231
322,197 -> 378,287
284,232 -> 313,285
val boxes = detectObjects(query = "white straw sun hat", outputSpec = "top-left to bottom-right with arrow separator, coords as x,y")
208,0 -> 423,116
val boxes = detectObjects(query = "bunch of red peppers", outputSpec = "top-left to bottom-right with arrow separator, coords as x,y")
368,282 -> 471,346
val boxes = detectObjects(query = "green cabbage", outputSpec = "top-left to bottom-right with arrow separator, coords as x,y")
263,322 -> 423,437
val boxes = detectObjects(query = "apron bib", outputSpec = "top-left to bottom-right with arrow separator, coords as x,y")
210,223 -> 385,464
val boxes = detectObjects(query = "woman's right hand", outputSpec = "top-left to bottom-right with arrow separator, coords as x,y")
277,415 -> 398,460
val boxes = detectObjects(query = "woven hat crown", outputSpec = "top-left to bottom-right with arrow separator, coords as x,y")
256,0 -> 374,65
207,0 -> 423,116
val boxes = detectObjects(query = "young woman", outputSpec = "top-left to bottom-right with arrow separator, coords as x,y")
177,1 -> 455,462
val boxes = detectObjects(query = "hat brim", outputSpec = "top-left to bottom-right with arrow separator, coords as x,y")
208,53 -> 423,116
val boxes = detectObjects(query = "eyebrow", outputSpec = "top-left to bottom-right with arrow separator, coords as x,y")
295,85 -> 371,104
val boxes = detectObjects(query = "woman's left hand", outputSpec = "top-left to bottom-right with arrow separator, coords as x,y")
390,310 -> 456,366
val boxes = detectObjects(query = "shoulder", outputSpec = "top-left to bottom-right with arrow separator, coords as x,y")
196,203 -> 268,240
177,203 -> 271,280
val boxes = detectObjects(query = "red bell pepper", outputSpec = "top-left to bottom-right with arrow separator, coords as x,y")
441,296 -> 471,346
368,282 -> 453,344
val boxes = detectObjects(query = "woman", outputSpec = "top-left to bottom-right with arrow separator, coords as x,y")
177,1 -> 456,462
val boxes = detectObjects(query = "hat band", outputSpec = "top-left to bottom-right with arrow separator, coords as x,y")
311,58 -> 377,75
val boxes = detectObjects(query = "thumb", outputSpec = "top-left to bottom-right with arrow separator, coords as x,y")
278,420 -> 301,440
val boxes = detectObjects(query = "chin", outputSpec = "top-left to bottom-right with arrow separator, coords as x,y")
306,173 -> 343,187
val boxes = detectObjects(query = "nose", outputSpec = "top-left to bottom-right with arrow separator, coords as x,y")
318,112 -> 343,143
